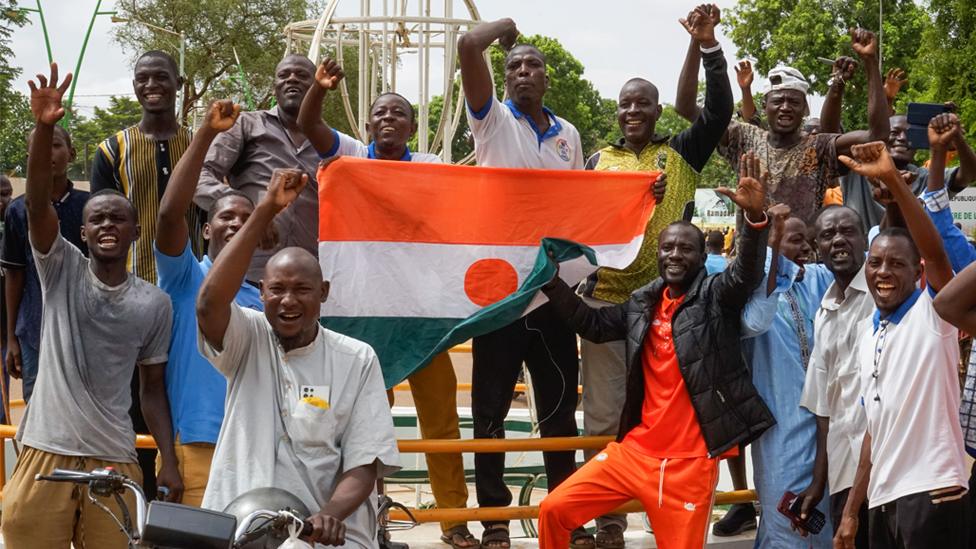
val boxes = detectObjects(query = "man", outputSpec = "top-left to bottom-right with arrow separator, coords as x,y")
195,54 -> 320,283
196,165 -> 400,548
457,17 -> 586,549
577,8 -> 732,543
298,58 -> 473,548
152,99 -> 264,507
536,152 -> 774,549
1,63 -> 182,549
834,141 -> 969,548
91,50 -> 200,283
842,111 -> 976,232
0,173 -> 11,422
90,49 -> 197,495
716,30 -> 888,226
797,203 -> 874,548
3,124 -> 89,406
740,206 -> 834,547
705,231 -> 728,274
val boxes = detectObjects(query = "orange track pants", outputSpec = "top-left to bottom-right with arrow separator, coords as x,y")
538,441 -> 719,549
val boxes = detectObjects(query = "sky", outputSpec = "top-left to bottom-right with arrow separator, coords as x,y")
7,0 -> 828,118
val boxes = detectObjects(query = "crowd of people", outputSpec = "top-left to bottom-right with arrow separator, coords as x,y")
1,3 -> 975,549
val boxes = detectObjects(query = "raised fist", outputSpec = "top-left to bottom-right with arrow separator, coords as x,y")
205,100 -> 240,133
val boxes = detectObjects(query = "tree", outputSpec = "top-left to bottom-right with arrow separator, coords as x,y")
723,0 -> 929,131
66,96 -> 144,180
113,0 -> 321,123
909,0 -> 976,144
0,91 -> 32,176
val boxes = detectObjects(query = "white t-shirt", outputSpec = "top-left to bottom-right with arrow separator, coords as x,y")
466,97 -> 583,169
799,264 -> 875,494
856,289 -> 967,507
323,129 -> 443,164
199,305 -> 401,548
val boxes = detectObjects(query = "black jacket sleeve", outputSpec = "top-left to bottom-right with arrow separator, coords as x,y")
669,48 -> 734,173
714,220 -> 769,310
89,143 -> 120,193
542,277 -> 629,343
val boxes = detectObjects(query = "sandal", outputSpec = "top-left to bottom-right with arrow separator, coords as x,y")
441,525 -> 481,549
570,526 -> 596,549
594,524 -> 625,549
480,525 -> 511,549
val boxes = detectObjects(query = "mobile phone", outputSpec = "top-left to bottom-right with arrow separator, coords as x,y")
906,102 -> 952,150
777,491 -> 826,535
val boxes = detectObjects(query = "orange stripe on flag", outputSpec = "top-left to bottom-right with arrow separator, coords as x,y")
318,157 -> 659,246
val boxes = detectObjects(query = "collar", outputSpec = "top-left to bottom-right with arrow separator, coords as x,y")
822,262 -> 869,311
504,99 -> 562,143
367,141 -> 412,161
609,135 -> 670,154
54,180 -> 75,204
872,288 -> 922,332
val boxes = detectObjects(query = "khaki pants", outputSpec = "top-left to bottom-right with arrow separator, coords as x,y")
389,352 -> 468,532
1,446 -> 143,549
155,438 -> 215,508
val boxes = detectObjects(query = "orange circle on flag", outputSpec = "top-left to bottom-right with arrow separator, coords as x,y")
464,258 -> 519,307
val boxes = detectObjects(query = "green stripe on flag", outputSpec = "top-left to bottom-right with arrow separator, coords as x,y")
322,238 -> 597,388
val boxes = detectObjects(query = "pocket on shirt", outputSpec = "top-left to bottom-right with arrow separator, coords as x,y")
288,399 -> 338,454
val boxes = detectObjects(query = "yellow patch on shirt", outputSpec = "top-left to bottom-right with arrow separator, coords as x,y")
301,396 -> 330,410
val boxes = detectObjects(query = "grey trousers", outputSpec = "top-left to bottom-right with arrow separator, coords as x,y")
580,296 -> 629,531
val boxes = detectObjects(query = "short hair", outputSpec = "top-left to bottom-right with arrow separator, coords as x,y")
277,53 -> 316,73
208,190 -> 255,222
370,92 -> 416,122
28,125 -> 73,149
873,227 -> 921,263
664,220 -> 706,253
0,174 -> 11,188
85,188 -> 138,221
505,44 -> 546,67
705,230 -> 724,251
813,205 -> 865,236
620,77 -> 659,102
136,50 -> 180,78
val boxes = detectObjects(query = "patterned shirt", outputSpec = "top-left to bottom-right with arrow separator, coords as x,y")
720,121 -> 841,225
91,125 -> 204,284
582,47 -> 733,304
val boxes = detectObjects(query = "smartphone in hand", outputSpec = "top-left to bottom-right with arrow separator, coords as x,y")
777,491 -> 826,535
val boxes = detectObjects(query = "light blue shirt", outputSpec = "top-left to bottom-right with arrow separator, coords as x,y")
155,241 -> 263,444
705,253 -> 727,274
741,251 -> 835,548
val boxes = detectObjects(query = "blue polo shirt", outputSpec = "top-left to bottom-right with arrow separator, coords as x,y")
155,241 -> 263,444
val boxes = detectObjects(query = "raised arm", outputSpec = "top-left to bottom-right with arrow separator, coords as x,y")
835,29 -> 890,156
156,100 -> 240,257
734,60 -> 756,124
671,3 -> 733,172
674,26 -> 702,122
840,141 -> 953,291
194,117 -> 245,212
542,275 -> 628,343
935,260 -> 976,333
714,151 -> 771,308
884,68 -> 907,117
457,18 -> 518,114
819,56 -> 856,134
297,58 -> 345,157
197,167 -> 309,350
24,63 -> 72,255
944,112 -> 976,191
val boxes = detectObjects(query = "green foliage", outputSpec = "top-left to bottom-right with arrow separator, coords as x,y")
113,0 -> 321,122
724,0 -> 929,131
0,91 -> 32,176
909,0 -> 976,144
66,96 -> 143,180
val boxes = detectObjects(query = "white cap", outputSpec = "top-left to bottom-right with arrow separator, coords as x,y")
763,66 -> 810,96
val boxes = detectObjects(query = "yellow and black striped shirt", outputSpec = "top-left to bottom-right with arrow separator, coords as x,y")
91,126 -> 204,284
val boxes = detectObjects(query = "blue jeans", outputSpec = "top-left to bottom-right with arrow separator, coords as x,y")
18,337 -> 39,403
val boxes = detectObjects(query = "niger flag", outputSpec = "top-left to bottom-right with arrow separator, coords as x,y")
318,157 -> 659,387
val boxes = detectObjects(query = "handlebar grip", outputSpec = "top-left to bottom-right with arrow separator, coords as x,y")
35,469 -> 93,482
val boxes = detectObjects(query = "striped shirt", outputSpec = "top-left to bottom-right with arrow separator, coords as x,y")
91,125 -> 204,284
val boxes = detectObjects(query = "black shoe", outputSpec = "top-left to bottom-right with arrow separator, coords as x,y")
712,503 -> 757,537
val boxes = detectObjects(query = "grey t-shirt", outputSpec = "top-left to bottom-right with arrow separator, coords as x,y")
842,165 -> 960,233
17,234 -> 172,462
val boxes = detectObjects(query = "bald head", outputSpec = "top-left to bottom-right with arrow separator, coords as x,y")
266,247 -> 322,281
620,77 -> 659,103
